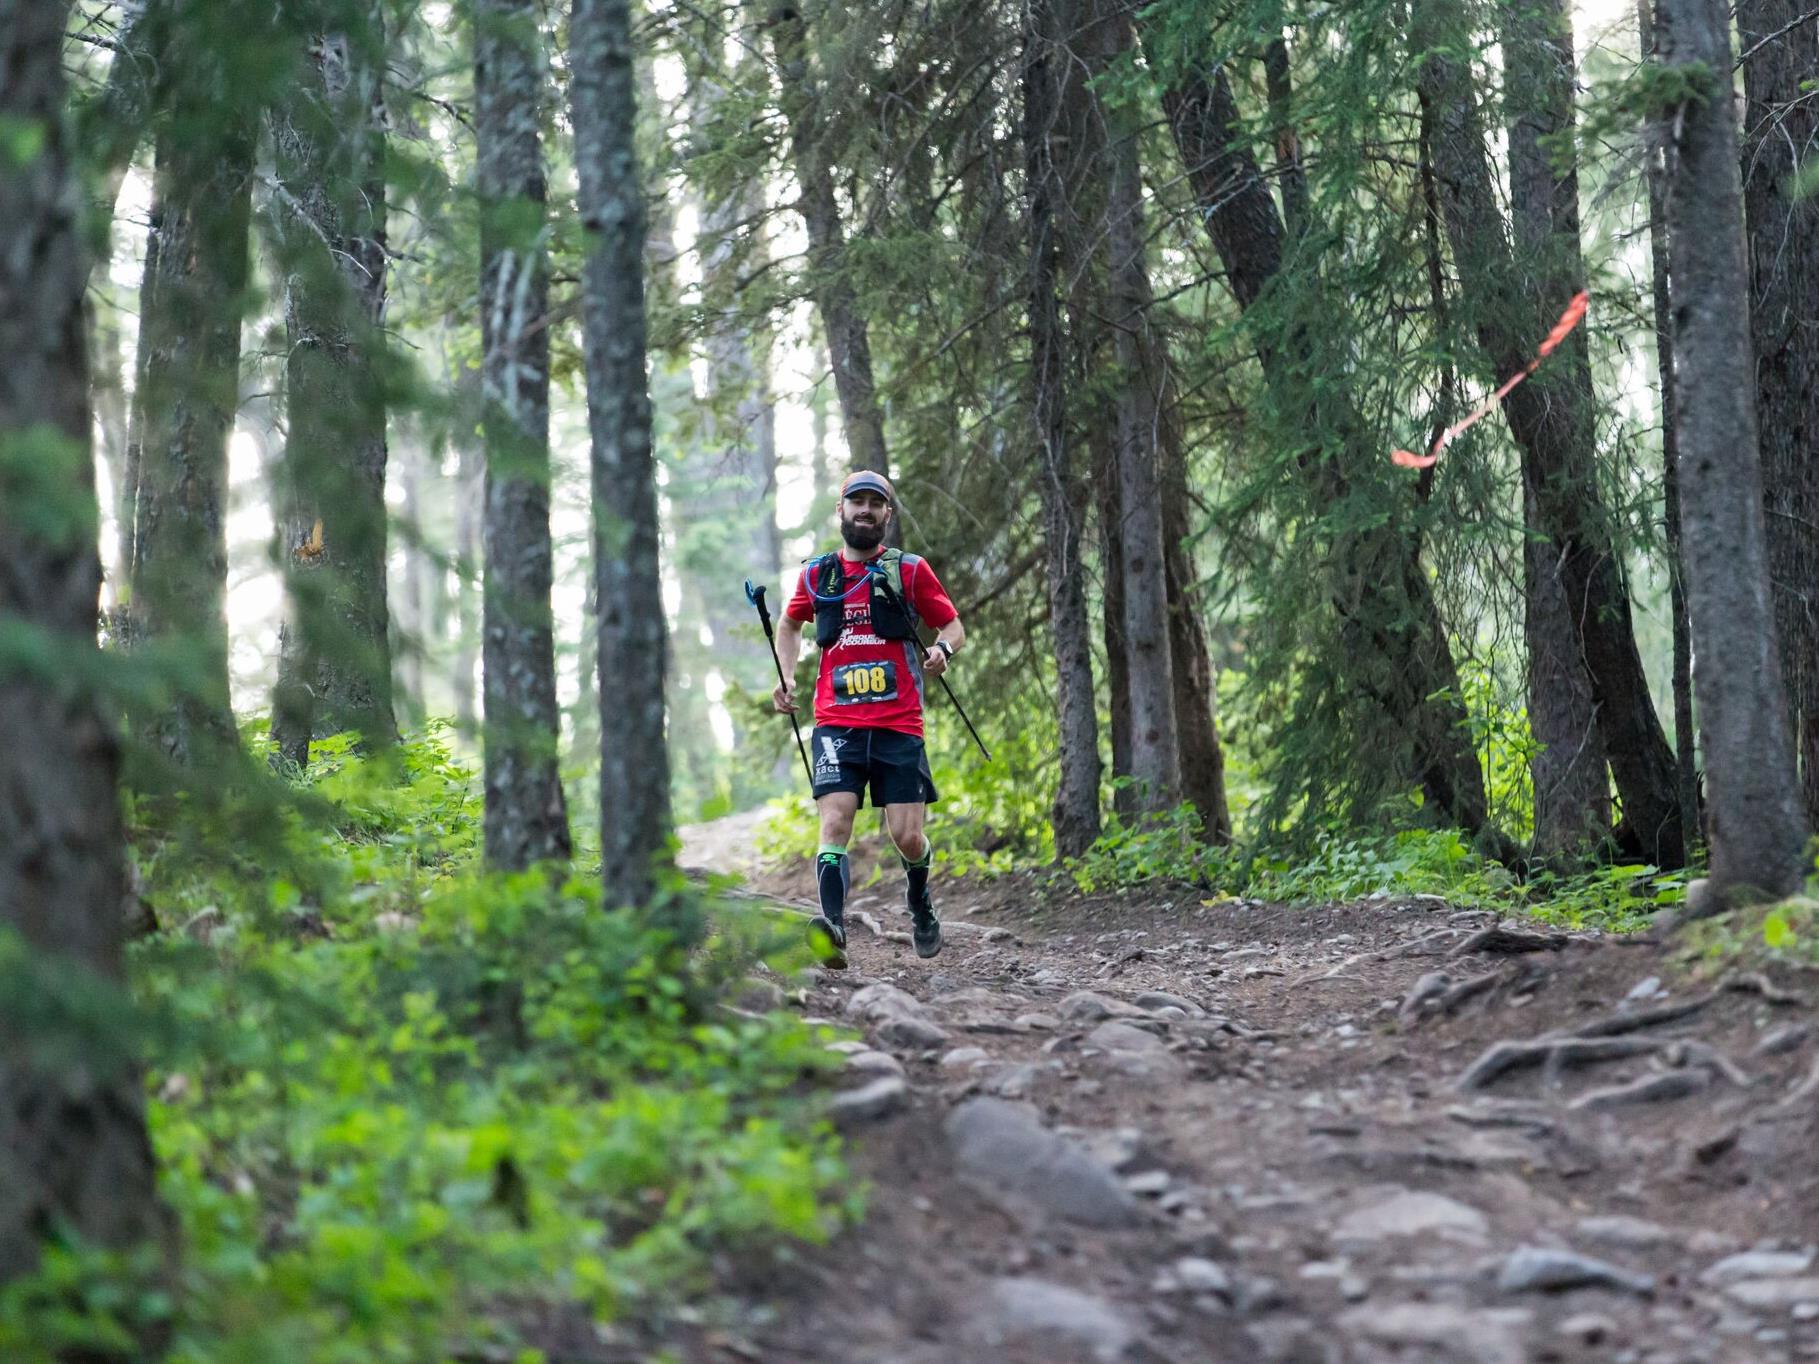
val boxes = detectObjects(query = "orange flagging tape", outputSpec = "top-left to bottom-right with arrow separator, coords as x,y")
1391,290 -> 1590,470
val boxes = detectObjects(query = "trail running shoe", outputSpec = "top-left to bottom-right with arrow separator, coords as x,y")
807,914 -> 848,970
909,892 -> 942,959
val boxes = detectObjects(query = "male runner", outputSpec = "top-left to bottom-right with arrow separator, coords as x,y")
772,471 -> 966,967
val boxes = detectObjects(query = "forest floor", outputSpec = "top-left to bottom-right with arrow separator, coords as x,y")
667,815 -> 1819,1364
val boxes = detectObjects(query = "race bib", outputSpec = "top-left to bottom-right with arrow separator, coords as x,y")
832,659 -> 898,705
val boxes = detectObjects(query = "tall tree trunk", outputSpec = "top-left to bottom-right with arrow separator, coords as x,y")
1739,0 -> 1819,831
477,0 -> 571,869
574,0 -> 673,907
1656,0 -> 1806,902
1024,0 -> 1103,857
1524,481 -> 1611,859
1160,457 -> 1232,841
1093,416 -> 1136,816
1105,142 -> 1181,808
1498,0 -> 1613,861
270,9 -> 397,768
1152,53 -> 1500,847
766,0 -> 891,481
1639,0 -> 1701,852
1415,0 -> 1683,865
128,116 -> 251,766
0,0 -> 168,1286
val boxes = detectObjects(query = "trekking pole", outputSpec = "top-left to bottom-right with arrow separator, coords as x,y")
935,673 -> 992,762
858,559 -> 994,762
745,580 -> 815,790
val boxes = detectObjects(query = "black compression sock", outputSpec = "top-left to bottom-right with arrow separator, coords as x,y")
816,844 -> 849,924
902,844 -> 932,907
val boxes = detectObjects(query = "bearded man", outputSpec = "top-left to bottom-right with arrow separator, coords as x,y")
771,471 -> 966,966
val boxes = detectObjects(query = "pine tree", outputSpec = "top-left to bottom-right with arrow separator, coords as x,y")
126,0 -> 256,766
1656,0 -> 1806,902
1151,46 -> 1503,851
476,0 -> 571,868
269,0 -> 399,767
1415,0 -> 1683,864
1023,0 -> 1103,856
0,0 -> 167,1289
1739,0 -> 1819,830
574,0 -> 673,905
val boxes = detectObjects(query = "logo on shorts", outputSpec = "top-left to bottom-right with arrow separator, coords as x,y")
814,735 -> 843,781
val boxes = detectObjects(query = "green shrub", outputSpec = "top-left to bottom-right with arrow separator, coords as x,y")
4,728 -> 854,1363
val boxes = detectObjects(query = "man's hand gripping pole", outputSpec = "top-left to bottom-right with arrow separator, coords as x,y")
745,580 -> 816,791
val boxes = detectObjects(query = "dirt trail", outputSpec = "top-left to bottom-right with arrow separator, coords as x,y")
674,823 -> 1819,1364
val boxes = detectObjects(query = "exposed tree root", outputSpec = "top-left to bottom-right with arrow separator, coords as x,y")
1448,923 -> 1571,958
1572,1069 -> 1708,1109
1571,994 -> 1717,1038
1724,971 -> 1809,1007
1456,1035 -> 1662,1092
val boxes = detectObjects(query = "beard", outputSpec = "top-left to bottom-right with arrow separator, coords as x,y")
840,513 -> 886,552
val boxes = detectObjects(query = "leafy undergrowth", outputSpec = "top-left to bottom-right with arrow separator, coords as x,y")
1677,892 -> 1819,975
5,728 -> 853,1363
761,787 -> 1698,934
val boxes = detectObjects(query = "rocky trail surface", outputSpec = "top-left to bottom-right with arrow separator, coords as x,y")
675,824 -> 1819,1364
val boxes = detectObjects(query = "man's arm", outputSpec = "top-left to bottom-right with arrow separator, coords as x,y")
773,614 -> 805,712
923,615 -> 964,677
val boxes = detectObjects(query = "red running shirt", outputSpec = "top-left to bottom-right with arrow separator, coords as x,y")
784,550 -> 958,736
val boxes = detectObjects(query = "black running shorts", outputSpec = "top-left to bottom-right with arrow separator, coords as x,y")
808,725 -> 939,807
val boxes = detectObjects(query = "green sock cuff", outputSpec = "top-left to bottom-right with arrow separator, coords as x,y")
817,844 -> 847,863
900,845 -> 933,869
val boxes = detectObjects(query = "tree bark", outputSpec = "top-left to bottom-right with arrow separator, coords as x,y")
0,0 -> 168,1287
270,8 -> 397,768
766,0 -> 891,481
1639,0 -> 1701,853
1024,0 -> 1104,857
1415,0 -> 1684,865
1500,0 -> 1614,862
1739,0 -> 1819,831
1656,0 -> 1806,902
1153,53 -> 1500,847
1524,481 -> 1611,859
1099,19 -> 1180,810
127,77 -> 252,765
477,0 -> 571,869
574,0 -> 673,907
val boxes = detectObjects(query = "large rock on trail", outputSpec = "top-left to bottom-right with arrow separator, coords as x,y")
846,982 -> 950,1049
1496,1246 -> 1655,1296
962,1276 -> 1138,1363
945,1097 -> 1145,1228
1338,1303 -> 1531,1364
1333,1187 -> 1490,1244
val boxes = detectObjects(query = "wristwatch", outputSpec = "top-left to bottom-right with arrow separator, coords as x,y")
934,640 -> 955,660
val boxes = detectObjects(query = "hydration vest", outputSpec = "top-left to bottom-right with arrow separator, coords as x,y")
811,548 -> 922,648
